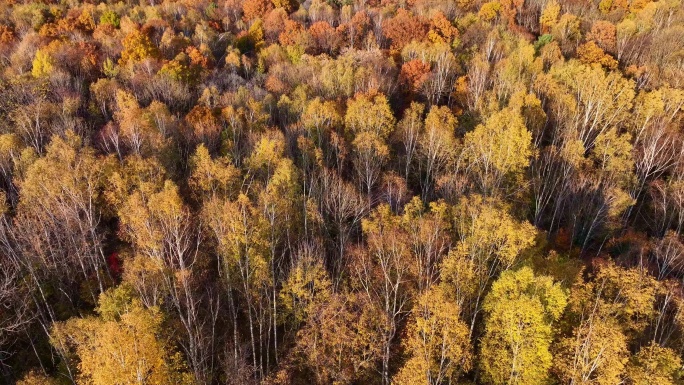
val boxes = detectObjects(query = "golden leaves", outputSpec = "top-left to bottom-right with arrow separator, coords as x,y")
394,286 -> 472,385
50,289 -> 193,385
462,108 -> 533,193
480,267 -> 567,385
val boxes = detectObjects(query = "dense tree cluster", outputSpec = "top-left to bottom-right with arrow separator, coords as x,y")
0,0 -> 683,383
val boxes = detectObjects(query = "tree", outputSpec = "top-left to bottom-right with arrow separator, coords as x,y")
344,92 -> 395,197
441,195 -> 537,337
394,102 -> 425,181
382,9 -> 428,52
271,0 -> 298,13
243,0 -> 273,22
202,193 -> 273,379
401,197 -> 451,293
119,29 -> 160,65
352,204 -> 416,385
99,10 -> 120,29
50,286 -> 194,385
418,105 -> 458,199
651,231 -> 684,280
279,243 -> 332,329
625,342 -> 682,385
0,133 -> 22,204
301,97 -> 341,166
0,199 -> 31,367
114,90 -> 171,156
344,92 -> 396,139
402,42 -> 459,105
119,181 -> 216,384
394,286 -> 472,385
588,21 -> 617,53
461,107 -> 533,195
188,144 -> 239,202
31,49 -> 53,78
400,59 -> 431,98
295,292 -> 384,385
577,41 -> 618,70
338,10 -> 370,49
553,262 -> 662,385
554,316 -> 629,385
541,60 -> 635,150
479,267 -> 567,385
565,262 -> 659,339
351,130 -> 390,198
427,12 -> 459,46
185,105 -> 222,152
309,21 -> 341,55
9,132 -> 114,308
539,0 -> 560,33
317,169 -> 367,284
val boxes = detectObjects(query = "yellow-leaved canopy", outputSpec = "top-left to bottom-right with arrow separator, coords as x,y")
50,286 -> 194,385
479,267 -> 567,385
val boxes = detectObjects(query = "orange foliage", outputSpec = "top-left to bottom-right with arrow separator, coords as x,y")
279,19 -> 305,47
0,25 -> 16,45
243,0 -> 273,22
400,59 -> 431,94
186,45 -> 213,70
337,10 -> 371,49
382,9 -> 428,51
577,41 -> 618,69
587,20 -> 617,53
428,12 -> 459,45
185,105 -> 222,149
264,8 -> 289,43
309,21 -> 341,54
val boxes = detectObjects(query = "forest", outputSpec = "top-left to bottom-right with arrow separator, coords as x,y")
0,0 -> 683,383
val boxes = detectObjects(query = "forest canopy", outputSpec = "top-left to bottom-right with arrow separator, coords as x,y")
0,0 -> 684,383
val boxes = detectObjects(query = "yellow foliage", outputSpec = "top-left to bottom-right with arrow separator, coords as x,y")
50,291 -> 193,385
188,144 -> 239,201
279,250 -> 332,326
539,0 -> 561,32
462,108 -> 533,193
626,342 -> 682,385
302,98 -> 341,143
344,92 -> 396,139
555,316 -> 628,385
479,1 -> 502,21
451,195 -> 537,269
19,132 -> 114,218
119,29 -> 160,65
577,41 -> 618,70
31,49 -> 54,78
479,267 -> 567,385
394,286 -> 472,384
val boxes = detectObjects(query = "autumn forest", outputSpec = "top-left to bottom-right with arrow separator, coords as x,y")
0,0 -> 683,383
